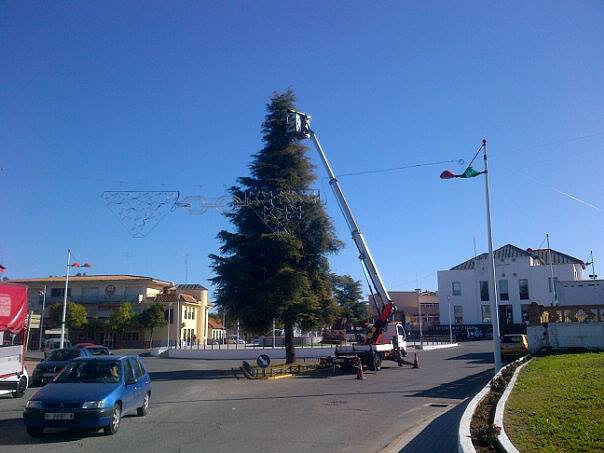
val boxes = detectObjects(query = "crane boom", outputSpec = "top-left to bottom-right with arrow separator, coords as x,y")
286,110 -> 399,344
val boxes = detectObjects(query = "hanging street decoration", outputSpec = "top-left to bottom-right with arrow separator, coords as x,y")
439,166 -> 484,179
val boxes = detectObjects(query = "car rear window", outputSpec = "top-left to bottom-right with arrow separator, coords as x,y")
46,349 -> 81,361
502,335 -> 523,344
87,347 -> 109,356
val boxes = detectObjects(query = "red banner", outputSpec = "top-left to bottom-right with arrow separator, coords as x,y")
0,284 -> 28,334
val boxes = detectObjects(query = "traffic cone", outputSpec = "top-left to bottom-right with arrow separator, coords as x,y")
355,358 -> 364,380
413,352 -> 420,369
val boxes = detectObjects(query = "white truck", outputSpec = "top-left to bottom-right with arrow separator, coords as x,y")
286,110 -> 408,371
0,283 -> 30,398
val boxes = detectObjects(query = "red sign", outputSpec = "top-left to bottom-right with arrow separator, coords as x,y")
0,284 -> 28,334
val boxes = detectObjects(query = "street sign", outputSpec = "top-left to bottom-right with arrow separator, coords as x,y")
256,354 -> 271,369
29,314 -> 41,329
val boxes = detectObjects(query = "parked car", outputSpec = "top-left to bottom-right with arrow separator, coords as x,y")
42,338 -> 72,358
500,334 -> 529,357
83,346 -> 112,356
31,348 -> 92,387
23,355 -> 151,437
74,342 -> 97,349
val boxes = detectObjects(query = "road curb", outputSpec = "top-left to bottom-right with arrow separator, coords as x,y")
494,358 -> 532,452
457,355 -> 528,453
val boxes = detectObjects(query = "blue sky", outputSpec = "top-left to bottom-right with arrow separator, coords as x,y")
2,1 -> 603,297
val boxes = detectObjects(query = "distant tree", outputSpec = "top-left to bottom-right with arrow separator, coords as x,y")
331,274 -> 370,326
108,303 -> 136,335
48,302 -> 88,330
138,303 -> 167,345
210,89 -> 342,363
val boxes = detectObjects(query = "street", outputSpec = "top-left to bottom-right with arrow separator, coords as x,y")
0,341 -> 494,453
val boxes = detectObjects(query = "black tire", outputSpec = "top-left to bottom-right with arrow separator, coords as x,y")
104,403 -> 121,435
12,375 -> 28,398
26,427 -> 44,437
137,392 -> 150,416
367,352 -> 381,372
374,354 -> 382,371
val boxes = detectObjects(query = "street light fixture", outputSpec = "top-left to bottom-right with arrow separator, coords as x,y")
415,288 -> 423,349
59,250 -> 91,349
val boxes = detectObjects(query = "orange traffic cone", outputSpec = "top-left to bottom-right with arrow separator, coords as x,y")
355,358 -> 364,380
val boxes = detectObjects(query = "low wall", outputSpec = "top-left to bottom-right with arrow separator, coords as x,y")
165,347 -> 336,360
527,322 -> 604,353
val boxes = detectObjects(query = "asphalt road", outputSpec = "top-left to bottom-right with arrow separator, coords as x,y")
0,341 -> 495,453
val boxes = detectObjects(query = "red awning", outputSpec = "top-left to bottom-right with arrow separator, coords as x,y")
0,284 -> 28,334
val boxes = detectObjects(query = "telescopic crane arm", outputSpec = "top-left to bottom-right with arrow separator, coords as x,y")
286,110 -> 398,344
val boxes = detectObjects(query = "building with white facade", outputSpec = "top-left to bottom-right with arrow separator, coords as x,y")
437,244 -> 585,329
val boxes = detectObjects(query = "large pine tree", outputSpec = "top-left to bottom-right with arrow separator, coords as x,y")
210,89 -> 341,363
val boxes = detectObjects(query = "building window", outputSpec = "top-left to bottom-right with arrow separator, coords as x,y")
50,287 -> 71,298
480,281 -> 489,301
521,305 -> 531,324
499,280 -> 509,301
452,282 -> 462,296
548,277 -> 559,293
481,305 -> 491,323
519,279 -> 529,300
453,305 -> 463,324
191,307 -> 195,320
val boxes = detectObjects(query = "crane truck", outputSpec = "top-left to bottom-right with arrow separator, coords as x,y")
0,283 -> 30,397
286,110 -> 408,372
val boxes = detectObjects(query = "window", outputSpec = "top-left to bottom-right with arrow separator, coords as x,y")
81,287 -> 99,302
50,287 -> 71,298
499,280 -> 509,301
519,279 -> 529,300
191,307 -> 195,320
123,359 -> 135,383
129,357 -> 143,380
452,281 -> 462,296
521,305 -> 531,324
480,281 -> 489,301
454,305 -> 463,324
548,277 -> 559,293
481,305 -> 491,323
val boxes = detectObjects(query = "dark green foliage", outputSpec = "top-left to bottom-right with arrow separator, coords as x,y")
139,303 -> 167,344
48,302 -> 88,330
331,274 -> 369,326
210,89 -> 342,363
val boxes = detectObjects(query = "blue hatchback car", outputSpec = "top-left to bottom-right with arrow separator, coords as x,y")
23,355 -> 151,437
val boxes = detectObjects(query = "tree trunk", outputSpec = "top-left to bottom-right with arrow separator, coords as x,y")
149,327 -> 154,346
284,320 -> 296,364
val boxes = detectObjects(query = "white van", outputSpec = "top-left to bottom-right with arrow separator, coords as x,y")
42,338 -> 72,358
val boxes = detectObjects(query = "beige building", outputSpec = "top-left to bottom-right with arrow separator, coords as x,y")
10,275 -> 212,348
369,290 -> 439,327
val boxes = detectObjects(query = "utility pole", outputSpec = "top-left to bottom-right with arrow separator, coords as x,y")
588,250 -> 597,280
38,285 -> 47,350
447,295 -> 453,344
272,318 -> 276,348
415,288 -> 423,349
482,140 -> 502,373
60,249 -> 71,349
546,233 -> 557,305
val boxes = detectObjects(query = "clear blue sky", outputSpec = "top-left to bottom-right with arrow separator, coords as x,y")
2,1 -> 603,297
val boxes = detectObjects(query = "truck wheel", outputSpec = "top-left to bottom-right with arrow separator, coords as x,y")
374,355 -> 382,371
367,353 -> 381,371
12,375 -> 28,398
26,427 -> 44,437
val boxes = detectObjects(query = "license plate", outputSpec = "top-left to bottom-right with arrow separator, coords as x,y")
44,413 -> 74,420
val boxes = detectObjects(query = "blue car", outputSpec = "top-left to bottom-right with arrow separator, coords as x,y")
23,355 -> 151,437
31,348 -> 92,387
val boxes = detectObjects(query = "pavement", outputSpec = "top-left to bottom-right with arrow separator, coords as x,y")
0,341 -> 495,453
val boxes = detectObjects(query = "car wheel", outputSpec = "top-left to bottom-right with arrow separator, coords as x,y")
26,427 -> 44,437
137,392 -> 150,416
104,403 -> 121,435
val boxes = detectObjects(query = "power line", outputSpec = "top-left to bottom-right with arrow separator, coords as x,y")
335,158 -> 464,178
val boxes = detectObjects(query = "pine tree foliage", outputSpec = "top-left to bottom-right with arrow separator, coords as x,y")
210,89 -> 342,362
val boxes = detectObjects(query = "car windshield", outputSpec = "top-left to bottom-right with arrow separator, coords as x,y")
54,360 -> 122,384
87,347 -> 109,356
46,349 -> 80,361
502,336 -> 523,344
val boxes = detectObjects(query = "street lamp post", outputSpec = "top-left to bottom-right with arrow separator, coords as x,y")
38,285 -> 47,350
59,250 -> 72,349
415,288 -> 423,349
447,295 -> 453,344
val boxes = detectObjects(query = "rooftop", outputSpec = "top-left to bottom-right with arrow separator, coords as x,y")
9,274 -> 174,286
176,283 -> 208,291
450,244 -> 585,271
